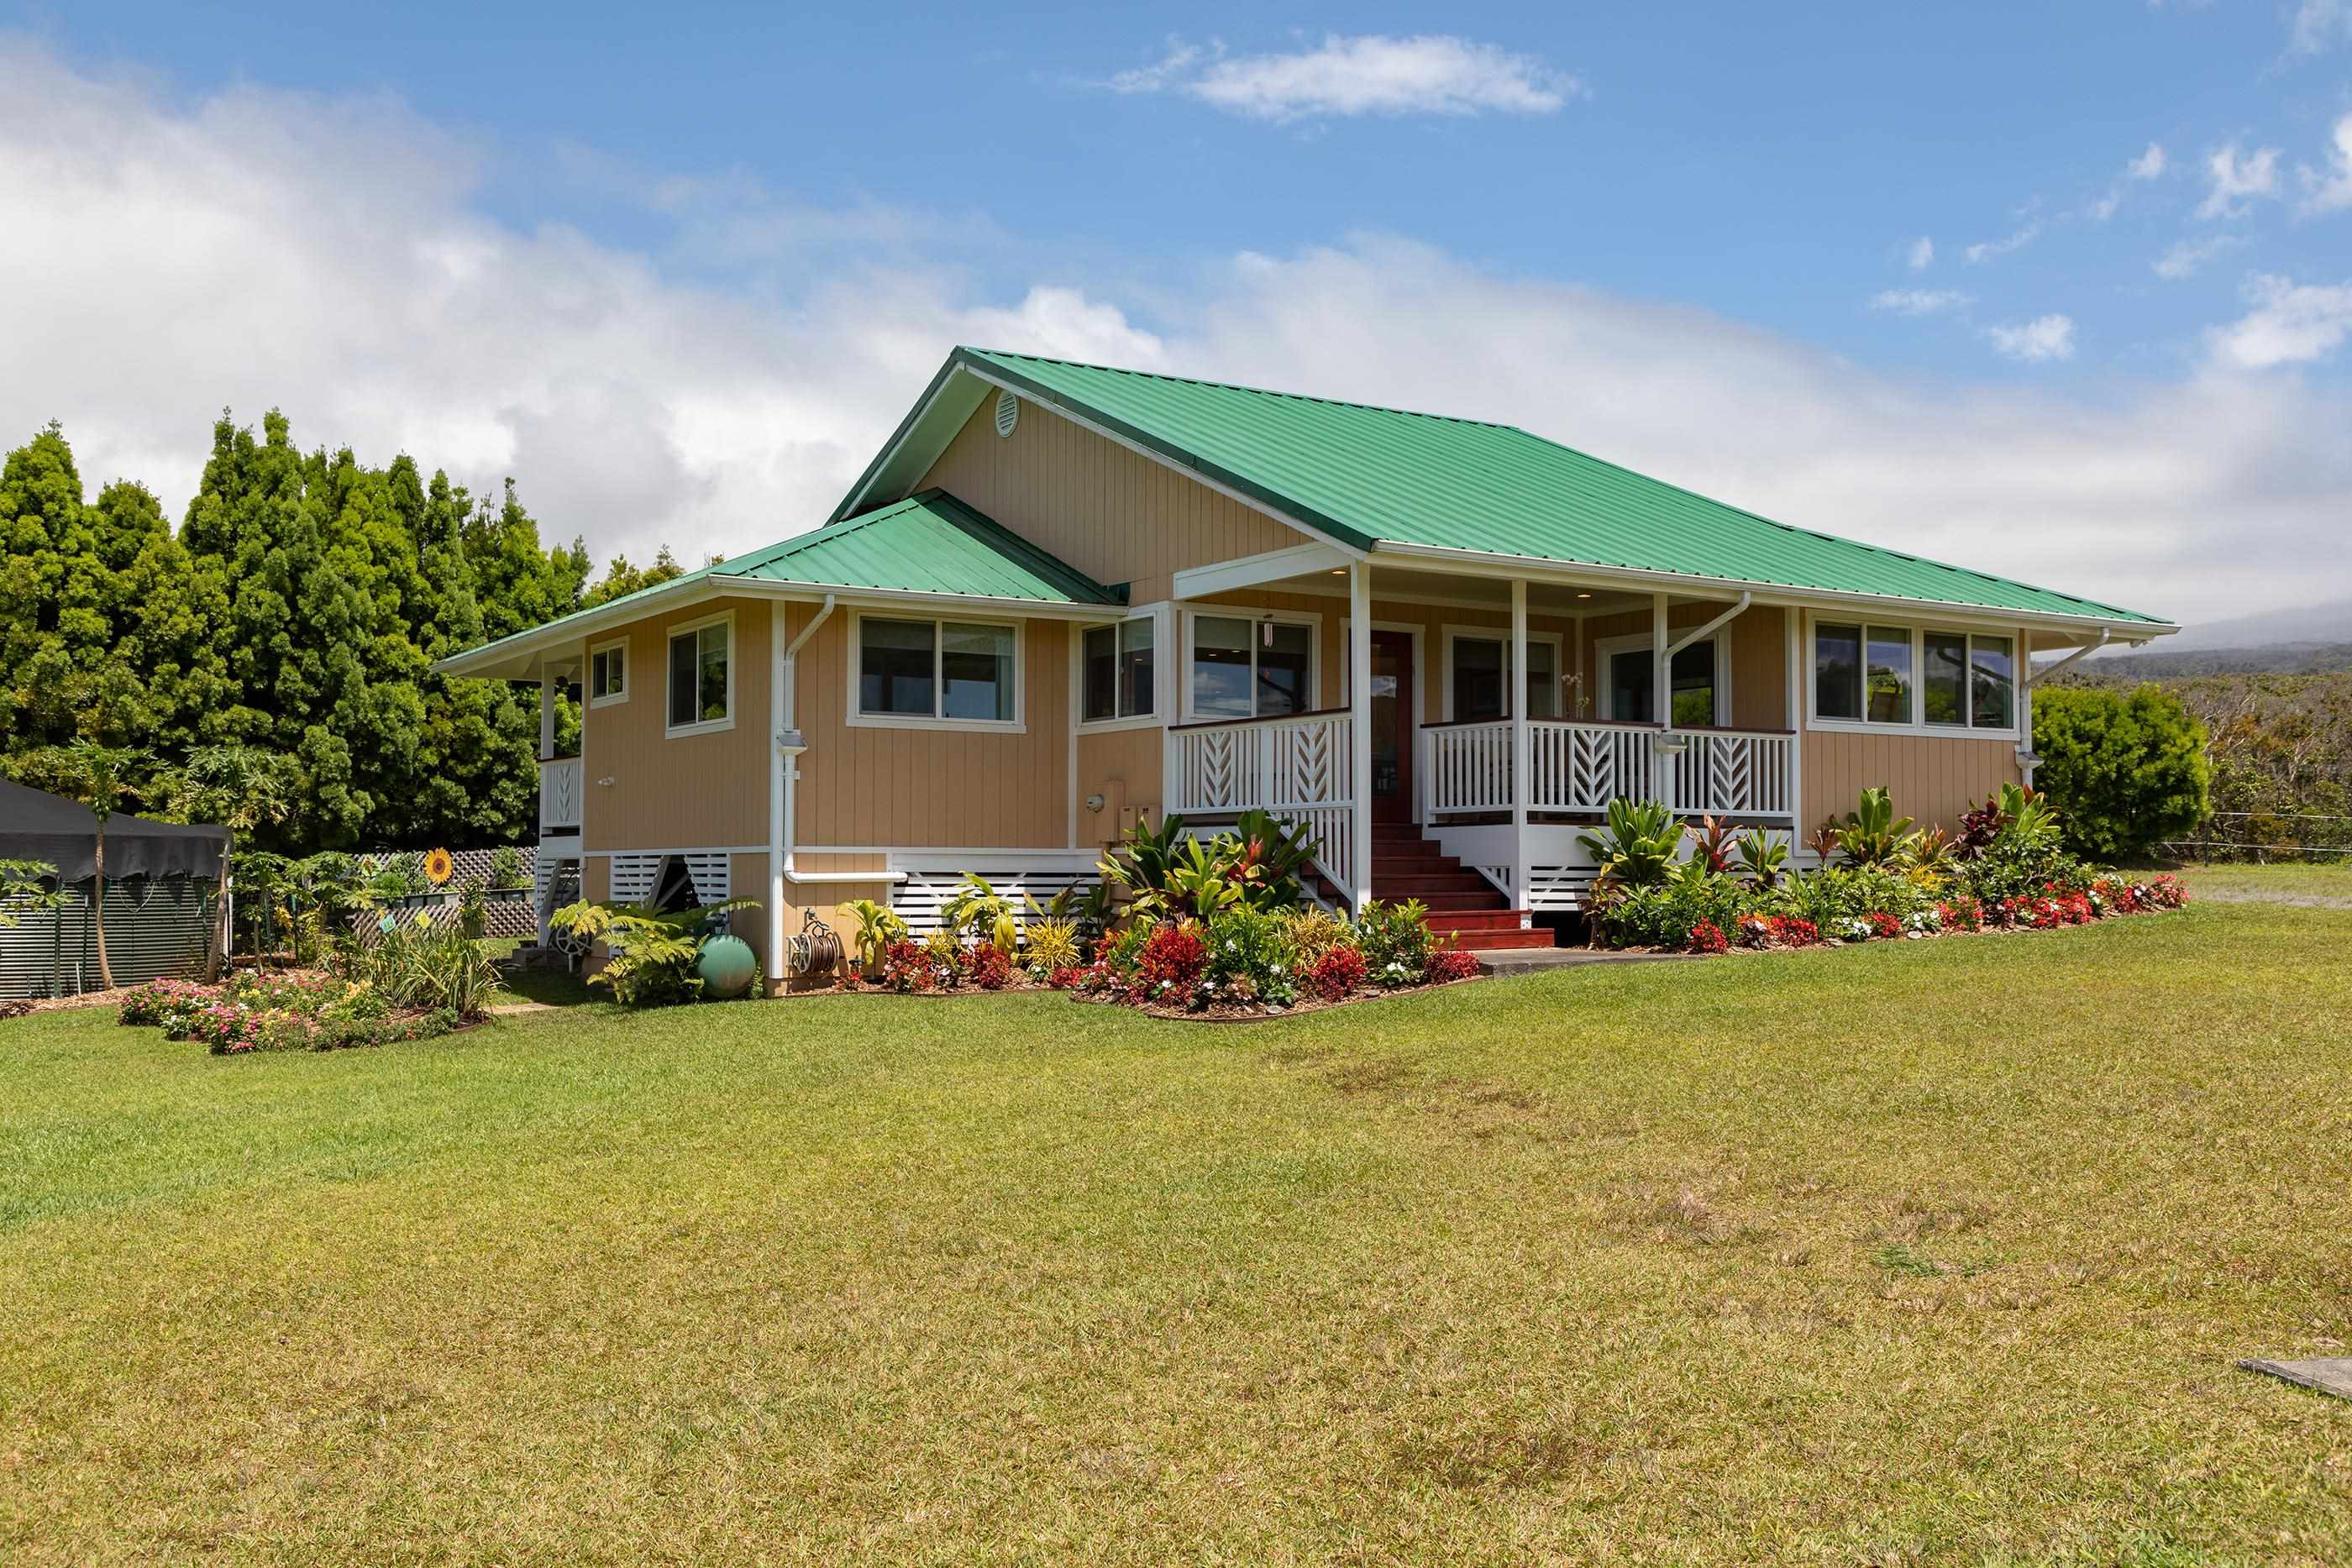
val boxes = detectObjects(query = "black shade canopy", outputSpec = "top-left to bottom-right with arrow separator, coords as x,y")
0,779 -> 228,884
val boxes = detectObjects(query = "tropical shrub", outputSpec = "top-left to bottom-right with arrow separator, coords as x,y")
1578,799 -> 1682,892
1835,786 -> 1917,866
1274,907 -> 1352,968
354,925 -> 507,1019
1023,917 -> 1082,973
1593,863 -> 1749,949
1354,899 -> 1436,986
1133,921 -> 1210,1003
550,898 -> 760,1008
1688,920 -> 1729,954
1733,830 -> 1788,889
1685,815 -> 1737,874
488,846 -> 526,889
941,873 -> 1022,952
1424,946 -> 1480,984
1305,943 -> 1368,1002
2031,684 -> 2211,858
841,899 -> 909,973
966,944 -> 1013,990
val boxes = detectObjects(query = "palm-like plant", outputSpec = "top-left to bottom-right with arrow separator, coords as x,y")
1577,798 -> 1682,893
840,898 -> 908,972
60,742 -> 144,989
1805,819 -> 1844,865
1835,786 -> 1918,867
1903,826 -> 1958,876
170,744 -> 295,978
941,873 -> 1021,952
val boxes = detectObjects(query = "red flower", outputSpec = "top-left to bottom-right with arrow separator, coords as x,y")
1688,920 -> 1729,954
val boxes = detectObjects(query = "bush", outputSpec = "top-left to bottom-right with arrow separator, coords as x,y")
1593,865 -> 1748,949
1688,920 -> 1729,954
965,944 -> 1012,990
2032,684 -> 2211,858
1305,943 -> 1368,1002
1134,922 -> 1209,1003
1354,899 -> 1436,986
1424,946 -> 1480,984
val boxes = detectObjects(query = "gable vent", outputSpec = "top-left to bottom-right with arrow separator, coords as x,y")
993,388 -> 1020,438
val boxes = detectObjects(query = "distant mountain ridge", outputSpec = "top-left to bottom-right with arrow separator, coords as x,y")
2067,641 -> 2352,680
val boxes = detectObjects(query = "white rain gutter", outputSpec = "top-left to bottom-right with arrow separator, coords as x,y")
1665,590 -> 1751,658
2020,628 -> 2108,690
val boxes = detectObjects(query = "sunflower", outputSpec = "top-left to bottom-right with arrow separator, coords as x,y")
423,847 -> 455,886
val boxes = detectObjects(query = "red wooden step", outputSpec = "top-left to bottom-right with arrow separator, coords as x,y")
1424,908 -> 1536,934
1374,873 -> 1500,898
1452,928 -> 1557,952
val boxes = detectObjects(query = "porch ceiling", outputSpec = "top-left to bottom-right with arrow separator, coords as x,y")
1236,564 -> 1663,618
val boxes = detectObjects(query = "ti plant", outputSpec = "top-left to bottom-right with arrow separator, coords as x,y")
1577,798 -> 1683,894
1903,826 -> 1958,876
1834,786 -> 1918,867
1805,819 -> 1845,866
1685,814 -> 1738,874
840,898 -> 908,973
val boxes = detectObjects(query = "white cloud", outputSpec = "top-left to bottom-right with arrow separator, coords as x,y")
1110,33 -> 1581,122
2153,234 -> 2244,279
2289,0 -> 2352,53
2197,143 -> 2282,218
2089,143 -> 2169,220
1869,288 -> 1971,316
2298,112 -> 2352,216
1964,221 -> 2041,264
0,44 -> 2344,629
1986,315 -> 2078,362
1907,236 -> 1935,270
2208,274 -> 2352,367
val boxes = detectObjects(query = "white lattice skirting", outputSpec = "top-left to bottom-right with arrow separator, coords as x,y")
888,857 -> 1100,936
607,852 -> 732,906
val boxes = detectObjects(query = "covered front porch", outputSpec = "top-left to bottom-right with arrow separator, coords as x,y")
1160,553 -> 1800,920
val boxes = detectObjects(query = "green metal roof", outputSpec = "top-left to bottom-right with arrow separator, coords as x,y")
434,490 -> 1121,678
910,348 -> 2166,627
710,488 -> 1122,604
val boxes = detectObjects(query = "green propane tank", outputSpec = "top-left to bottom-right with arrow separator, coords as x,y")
696,934 -> 758,999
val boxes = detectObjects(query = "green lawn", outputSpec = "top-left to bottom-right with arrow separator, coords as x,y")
3,902 -> 2349,1565
2177,860 -> 2352,908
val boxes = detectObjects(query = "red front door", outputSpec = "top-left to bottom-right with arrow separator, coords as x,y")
1369,631 -> 1415,823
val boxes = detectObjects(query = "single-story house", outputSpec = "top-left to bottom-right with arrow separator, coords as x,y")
436,349 -> 2174,982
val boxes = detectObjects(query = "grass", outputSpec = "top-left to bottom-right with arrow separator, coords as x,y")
3,900 -> 2349,1564
2176,860 -> 2352,907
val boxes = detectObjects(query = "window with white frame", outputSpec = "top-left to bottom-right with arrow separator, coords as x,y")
1081,616 -> 1155,723
1446,632 -> 1560,721
589,639 -> 627,707
1814,620 -> 2015,731
1189,613 -> 1314,720
856,614 -> 1020,726
665,615 -> 732,732
1597,634 -> 1725,726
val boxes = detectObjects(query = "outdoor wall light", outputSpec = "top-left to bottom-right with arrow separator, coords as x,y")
1085,793 -> 1106,814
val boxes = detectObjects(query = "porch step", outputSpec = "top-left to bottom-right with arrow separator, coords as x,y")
1424,906 -> 1529,931
1402,889 -> 1509,912
1373,871 -> 1498,897
1448,926 -> 1556,952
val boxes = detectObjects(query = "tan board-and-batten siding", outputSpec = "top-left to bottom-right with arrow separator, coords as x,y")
917,393 -> 1306,606
1802,730 -> 2019,835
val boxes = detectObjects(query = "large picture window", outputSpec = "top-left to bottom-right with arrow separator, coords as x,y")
1082,617 -> 1155,723
1189,614 -> 1314,720
1815,620 -> 2016,732
665,616 -> 732,734
854,615 -> 1019,727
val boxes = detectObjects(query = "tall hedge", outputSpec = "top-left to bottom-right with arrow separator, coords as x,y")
2031,684 -> 2210,858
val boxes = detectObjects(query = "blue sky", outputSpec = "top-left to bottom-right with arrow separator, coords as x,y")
4,3 -> 2349,625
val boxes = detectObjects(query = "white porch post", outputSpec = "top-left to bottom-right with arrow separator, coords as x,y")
769,606 -> 789,991
1509,578 -> 1530,922
538,672 -> 556,760
1785,606 -> 1806,839
1651,591 -> 1673,808
1348,564 -> 1373,914
1160,600 -> 1184,826
2016,623 -> 2037,788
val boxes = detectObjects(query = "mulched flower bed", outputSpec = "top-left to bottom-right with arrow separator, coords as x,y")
1596,873 -> 2191,958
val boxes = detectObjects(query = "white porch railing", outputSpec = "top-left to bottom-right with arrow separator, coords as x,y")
538,756 -> 583,836
1671,729 -> 1796,819
1168,710 -> 1357,899
1421,719 -> 1793,821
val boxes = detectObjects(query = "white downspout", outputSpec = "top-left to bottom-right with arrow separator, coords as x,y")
2016,627 -> 2108,786
771,594 -> 906,900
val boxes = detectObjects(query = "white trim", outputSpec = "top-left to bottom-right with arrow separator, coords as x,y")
588,844 -> 766,857
1073,608 -> 1163,732
664,610 -> 738,737
1440,623 -> 1566,721
1179,606 -> 1324,723
1171,541 -> 1353,599
1593,629 -> 1730,725
1347,565 -> 1373,915
845,609 -> 1026,734
587,637 -> 629,708
1802,611 -> 2022,739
